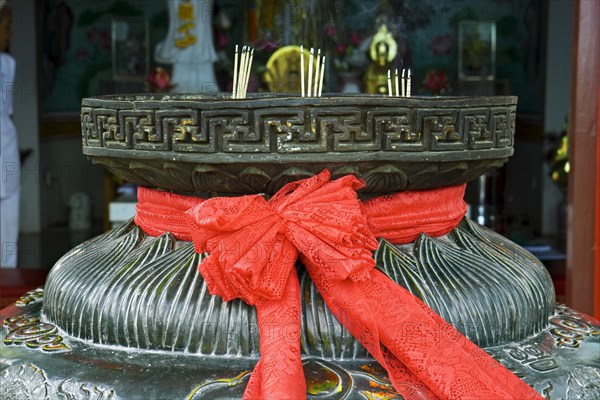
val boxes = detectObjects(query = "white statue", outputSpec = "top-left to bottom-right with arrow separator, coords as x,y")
155,0 -> 218,92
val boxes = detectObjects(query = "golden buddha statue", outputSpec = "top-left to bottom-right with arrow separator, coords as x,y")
364,24 -> 397,94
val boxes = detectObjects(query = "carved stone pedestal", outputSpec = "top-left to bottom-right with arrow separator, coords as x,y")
1,94 -> 598,399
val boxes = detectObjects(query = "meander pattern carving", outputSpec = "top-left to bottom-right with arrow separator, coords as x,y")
82,104 -> 516,154
81,96 -> 517,193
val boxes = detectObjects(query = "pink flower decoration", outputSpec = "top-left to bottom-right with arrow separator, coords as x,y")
349,32 -> 361,46
430,34 -> 453,56
87,28 -> 110,50
324,24 -> 336,38
256,40 -> 278,52
423,69 -> 447,93
335,43 -> 346,55
75,48 -> 89,61
215,31 -> 229,48
147,68 -> 172,90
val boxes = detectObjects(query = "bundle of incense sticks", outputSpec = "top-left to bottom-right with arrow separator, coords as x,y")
300,45 -> 325,97
387,68 -> 411,97
232,45 -> 254,99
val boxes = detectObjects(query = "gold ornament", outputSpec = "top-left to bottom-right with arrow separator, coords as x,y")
175,0 -> 197,48
264,45 -> 315,94
369,25 -> 397,66
365,24 -> 398,94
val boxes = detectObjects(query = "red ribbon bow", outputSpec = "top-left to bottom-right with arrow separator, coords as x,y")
136,170 -> 542,400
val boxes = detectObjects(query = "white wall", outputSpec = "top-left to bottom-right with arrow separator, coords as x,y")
10,0 -> 41,233
542,0 -> 574,237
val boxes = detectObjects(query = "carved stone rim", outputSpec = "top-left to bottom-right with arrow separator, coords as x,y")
84,147 -> 512,163
81,93 -> 517,193
82,93 -> 518,109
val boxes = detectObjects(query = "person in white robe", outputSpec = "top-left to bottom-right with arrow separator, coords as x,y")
0,0 -> 19,267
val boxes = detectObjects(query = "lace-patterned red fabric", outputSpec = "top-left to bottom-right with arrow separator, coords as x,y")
135,170 -> 542,400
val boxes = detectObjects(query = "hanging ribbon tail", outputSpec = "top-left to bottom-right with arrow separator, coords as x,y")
370,271 -> 543,399
303,259 -> 437,399
306,261 -> 543,400
136,169 -> 543,400
184,194 -> 305,399
243,269 -> 305,400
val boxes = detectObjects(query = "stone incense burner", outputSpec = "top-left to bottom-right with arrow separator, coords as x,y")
1,94 -> 598,399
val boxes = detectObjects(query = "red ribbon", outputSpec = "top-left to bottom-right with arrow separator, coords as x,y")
135,170 -> 542,400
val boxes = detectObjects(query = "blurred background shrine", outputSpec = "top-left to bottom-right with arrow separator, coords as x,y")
1,0 -> 597,318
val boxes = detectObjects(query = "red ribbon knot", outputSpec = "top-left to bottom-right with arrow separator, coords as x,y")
135,169 -> 543,400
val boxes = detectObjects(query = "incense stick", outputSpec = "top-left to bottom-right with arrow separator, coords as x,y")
299,46 -> 326,97
394,69 -> 400,98
243,48 -> 254,98
318,56 -> 325,97
300,45 -> 305,97
401,69 -> 406,97
232,45 -> 239,99
238,47 -> 247,98
387,70 -> 392,97
313,49 -> 321,96
407,69 -> 411,97
230,46 -> 256,99
307,48 -> 314,97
